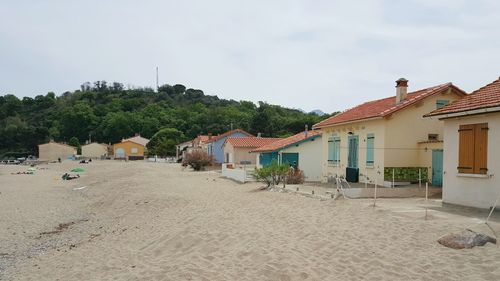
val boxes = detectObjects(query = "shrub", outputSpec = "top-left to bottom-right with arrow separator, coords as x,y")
182,150 -> 213,171
253,161 -> 290,187
286,168 -> 305,184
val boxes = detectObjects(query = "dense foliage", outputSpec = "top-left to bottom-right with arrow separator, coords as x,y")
146,128 -> 186,157
0,81 -> 330,158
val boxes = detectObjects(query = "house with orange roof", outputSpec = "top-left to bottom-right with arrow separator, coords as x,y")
313,78 -> 466,185
252,129 -> 323,181
424,77 -> 500,209
113,134 -> 150,160
222,136 -> 282,165
206,129 -> 253,164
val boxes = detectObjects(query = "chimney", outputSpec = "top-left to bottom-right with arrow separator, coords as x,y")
304,124 -> 309,137
208,133 -> 212,140
395,78 -> 408,104
135,133 -> 140,137
257,133 -> 262,138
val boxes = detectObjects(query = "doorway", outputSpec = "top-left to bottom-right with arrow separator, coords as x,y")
432,149 -> 443,186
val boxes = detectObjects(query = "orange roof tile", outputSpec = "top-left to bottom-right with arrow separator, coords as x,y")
313,83 -> 466,128
197,135 -> 210,144
207,129 -> 253,143
252,130 -> 321,153
123,135 -> 149,146
425,78 -> 500,117
224,137 -> 282,148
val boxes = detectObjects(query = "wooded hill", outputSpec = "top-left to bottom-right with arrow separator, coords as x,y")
0,81 -> 331,158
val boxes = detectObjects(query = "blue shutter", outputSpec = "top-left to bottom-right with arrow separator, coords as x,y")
366,133 -> 374,166
328,137 -> 334,162
333,137 -> 340,164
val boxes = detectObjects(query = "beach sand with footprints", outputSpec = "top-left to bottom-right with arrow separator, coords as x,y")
1,161 -> 500,280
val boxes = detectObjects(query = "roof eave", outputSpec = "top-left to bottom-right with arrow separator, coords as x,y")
313,116 -> 383,129
425,106 -> 500,120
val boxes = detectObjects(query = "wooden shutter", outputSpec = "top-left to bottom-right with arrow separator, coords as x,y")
474,123 -> 488,174
458,125 -> 474,173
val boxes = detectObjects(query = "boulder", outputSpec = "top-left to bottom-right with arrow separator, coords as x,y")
438,229 -> 496,249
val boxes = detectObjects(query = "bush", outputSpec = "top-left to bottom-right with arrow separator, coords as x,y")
253,161 -> 290,187
286,168 -> 305,184
182,150 -> 213,171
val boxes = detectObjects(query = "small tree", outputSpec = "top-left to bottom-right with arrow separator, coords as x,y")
253,161 -> 290,188
147,128 -> 186,157
182,150 -> 213,171
69,137 -> 81,155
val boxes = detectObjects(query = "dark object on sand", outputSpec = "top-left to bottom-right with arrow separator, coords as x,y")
438,229 -> 496,249
62,173 -> 80,180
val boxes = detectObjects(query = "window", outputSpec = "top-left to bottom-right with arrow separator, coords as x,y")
428,134 -> 439,141
131,148 -> 138,153
458,123 -> 488,174
436,100 -> 449,109
366,133 -> 374,166
328,136 -> 340,164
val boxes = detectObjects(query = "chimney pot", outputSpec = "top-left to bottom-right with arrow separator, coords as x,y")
395,78 -> 408,103
257,133 -> 262,138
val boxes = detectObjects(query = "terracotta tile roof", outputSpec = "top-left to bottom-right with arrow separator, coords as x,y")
207,129 -> 254,143
224,137 -> 282,148
313,83 -> 466,128
252,130 -> 322,153
196,135 -> 210,144
425,78 -> 500,117
123,135 -> 149,146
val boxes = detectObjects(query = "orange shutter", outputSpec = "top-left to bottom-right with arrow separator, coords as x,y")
474,123 -> 488,174
458,125 -> 474,173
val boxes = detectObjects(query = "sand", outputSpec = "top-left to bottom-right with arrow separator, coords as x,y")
1,161 -> 500,280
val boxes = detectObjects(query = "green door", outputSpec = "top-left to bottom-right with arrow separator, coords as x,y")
348,135 -> 359,168
432,149 -> 443,187
260,152 -> 279,167
282,153 -> 299,168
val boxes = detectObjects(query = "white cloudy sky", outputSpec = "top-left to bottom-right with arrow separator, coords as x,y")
1,0 -> 499,113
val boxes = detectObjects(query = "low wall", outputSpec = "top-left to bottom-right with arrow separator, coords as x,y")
344,187 -> 441,198
221,163 -> 247,183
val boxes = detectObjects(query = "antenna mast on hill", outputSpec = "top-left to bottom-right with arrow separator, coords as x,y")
156,66 -> 159,92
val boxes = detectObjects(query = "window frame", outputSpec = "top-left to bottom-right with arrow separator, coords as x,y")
457,123 -> 488,175
328,135 -> 340,166
366,133 -> 375,167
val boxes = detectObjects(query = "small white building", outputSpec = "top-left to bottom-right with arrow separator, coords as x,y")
425,77 -> 500,209
38,141 -> 76,161
82,142 -> 108,159
252,130 -> 323,182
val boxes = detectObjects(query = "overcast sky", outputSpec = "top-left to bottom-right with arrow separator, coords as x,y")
1,0 -> 499,113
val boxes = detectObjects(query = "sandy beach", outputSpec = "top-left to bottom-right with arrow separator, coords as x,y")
1,160 -> 499,280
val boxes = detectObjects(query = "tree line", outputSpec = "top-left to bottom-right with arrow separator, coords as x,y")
0,81 -> 332,158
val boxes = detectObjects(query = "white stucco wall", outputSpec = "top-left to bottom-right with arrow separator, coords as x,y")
281,136 -> 322,182
441,112 -> 500,209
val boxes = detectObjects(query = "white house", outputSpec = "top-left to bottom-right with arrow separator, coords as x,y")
425,77 -> 500,209
252,130 -> 323,182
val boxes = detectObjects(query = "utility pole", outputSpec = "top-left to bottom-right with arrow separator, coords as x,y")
156,66 -> 159,92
